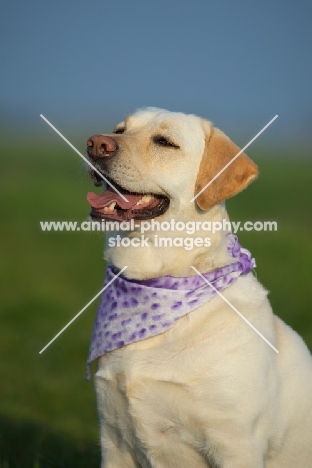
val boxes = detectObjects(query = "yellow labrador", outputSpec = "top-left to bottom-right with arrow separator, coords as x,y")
86,108 -> 312,467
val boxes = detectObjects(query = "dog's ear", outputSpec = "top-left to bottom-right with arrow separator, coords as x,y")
195,128 -> 259,210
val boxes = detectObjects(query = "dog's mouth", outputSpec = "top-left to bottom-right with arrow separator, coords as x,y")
87,175 -> 170,221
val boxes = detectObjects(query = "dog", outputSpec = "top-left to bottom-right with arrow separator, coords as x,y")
85,108 -> 312,467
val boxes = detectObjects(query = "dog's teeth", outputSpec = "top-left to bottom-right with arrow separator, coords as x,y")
104,202 -> 116,212
136,195 -> 153,206
141,195 -> 153,202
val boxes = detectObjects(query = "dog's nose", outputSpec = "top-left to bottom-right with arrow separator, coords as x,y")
86,135 -> 118,158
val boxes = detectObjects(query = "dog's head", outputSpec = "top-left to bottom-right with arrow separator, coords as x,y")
86,108 -> 258,223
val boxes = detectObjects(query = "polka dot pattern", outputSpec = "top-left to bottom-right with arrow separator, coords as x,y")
86,234 -> 255,379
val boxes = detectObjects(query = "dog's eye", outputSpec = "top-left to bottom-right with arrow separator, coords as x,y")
153,135 -> 179,148
114,128 -> 125,134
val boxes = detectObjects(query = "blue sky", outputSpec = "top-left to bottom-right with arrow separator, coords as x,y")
1,0 -> 311,145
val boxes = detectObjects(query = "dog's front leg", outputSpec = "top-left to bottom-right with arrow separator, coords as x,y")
134,433 -> 266,468
95,374 -> 143,468
206,441 -> 266,468
98,424 -> 139,468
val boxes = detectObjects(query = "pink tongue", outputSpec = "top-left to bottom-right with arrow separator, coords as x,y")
87,188 -> 142,210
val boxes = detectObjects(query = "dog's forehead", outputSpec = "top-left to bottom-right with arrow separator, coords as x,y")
119,108 -> 207,141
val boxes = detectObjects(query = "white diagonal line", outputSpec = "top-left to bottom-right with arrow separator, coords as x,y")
191,266 -> 279,353
39,266 -> 128,354
190,115 -> 278,203
40,114 -> 129,203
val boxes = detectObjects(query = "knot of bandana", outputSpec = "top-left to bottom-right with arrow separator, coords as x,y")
86,233 -> 255,379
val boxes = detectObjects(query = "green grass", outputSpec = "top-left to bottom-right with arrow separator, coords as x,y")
0,136 -> 311,466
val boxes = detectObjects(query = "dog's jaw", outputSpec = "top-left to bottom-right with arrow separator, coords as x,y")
104,203 -> 233,280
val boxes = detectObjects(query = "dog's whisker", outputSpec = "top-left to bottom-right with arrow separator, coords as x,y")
40,114 -> 129,202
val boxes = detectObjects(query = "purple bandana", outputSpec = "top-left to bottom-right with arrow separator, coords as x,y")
86,234 -> 255,379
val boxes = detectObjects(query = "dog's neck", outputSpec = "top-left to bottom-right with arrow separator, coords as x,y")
104,203 -> 234,280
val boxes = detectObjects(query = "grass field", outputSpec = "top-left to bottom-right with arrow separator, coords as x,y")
1,135 -> 311,467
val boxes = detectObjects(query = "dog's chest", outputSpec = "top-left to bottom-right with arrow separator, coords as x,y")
94,295 -> 235,449
95,342 -> 217,466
